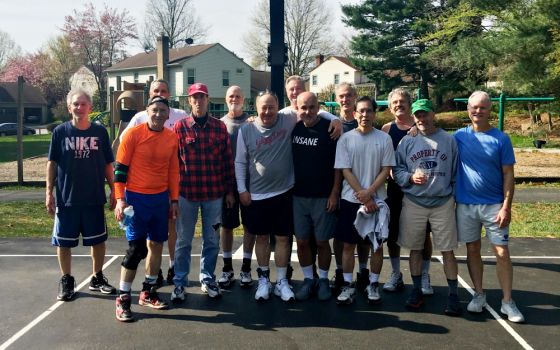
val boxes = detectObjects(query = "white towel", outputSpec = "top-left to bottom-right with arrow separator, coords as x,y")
353,197 -> 390,252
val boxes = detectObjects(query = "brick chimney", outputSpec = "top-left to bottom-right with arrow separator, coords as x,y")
315,54 -> 324,67
156,34 -> 169,82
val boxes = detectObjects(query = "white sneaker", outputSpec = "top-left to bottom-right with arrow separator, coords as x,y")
255,276 -> 272,301
239,271 -> 253,288
467,292 -> 487,313
218,270 -> 234,288
336,284 -> 356,305
421,272 -> 434,295
366,282 -> 381,303
201,280 -> 221,298
501,300 -> 525,323
383,271 -> 404,292
171,286 -> 185,303
274,278 -> 295,301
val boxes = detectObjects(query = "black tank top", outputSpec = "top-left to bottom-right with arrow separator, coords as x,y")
388,121 -> 410,150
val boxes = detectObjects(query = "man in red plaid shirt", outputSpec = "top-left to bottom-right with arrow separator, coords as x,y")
171,83 -> 235,303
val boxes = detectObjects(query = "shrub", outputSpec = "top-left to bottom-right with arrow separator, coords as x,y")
46,120 -> 62,132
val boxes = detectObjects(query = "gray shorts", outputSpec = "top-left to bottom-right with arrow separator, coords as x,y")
293,196 -> 337,241
456,203 -> 509,246
398,196 -> 457,251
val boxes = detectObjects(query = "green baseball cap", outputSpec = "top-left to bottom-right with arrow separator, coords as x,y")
411,99 -> 434,114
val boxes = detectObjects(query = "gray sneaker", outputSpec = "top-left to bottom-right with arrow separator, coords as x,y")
295,278 -> 316,301
317,278 -> 332,301
366,282 -> 381,304
501,300 -> 525,323
467,292 -> 487,313
383,271 -> 404,292
421,272 -> 434,295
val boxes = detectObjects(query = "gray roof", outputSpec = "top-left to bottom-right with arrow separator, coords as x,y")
0,82 -> 47,104
105,44 -> 216,72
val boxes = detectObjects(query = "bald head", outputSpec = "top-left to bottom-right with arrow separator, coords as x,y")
225,85 -> 245,116
296,92 -> 320,127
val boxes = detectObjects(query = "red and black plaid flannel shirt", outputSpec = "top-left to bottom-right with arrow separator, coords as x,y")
174,114 -> 235,201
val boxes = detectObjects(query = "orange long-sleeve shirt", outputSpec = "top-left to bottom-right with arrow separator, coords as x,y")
115,123 -> 179,200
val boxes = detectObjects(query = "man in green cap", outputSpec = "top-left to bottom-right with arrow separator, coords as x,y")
393,99 -> 461,316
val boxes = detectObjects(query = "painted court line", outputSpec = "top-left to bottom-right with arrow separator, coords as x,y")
435,256 -> 534,350
0,255 -> 120,350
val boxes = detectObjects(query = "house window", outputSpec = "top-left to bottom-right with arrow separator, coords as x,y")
334,74 -> 340,85
344,71 -> 349,75
134,72 -> 139,83
312,75 -> 317,86
187,69 -> 195,84
236,68 -> 243,74
222,70 -> 230,86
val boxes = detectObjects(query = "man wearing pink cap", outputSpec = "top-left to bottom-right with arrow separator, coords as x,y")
171,83 -> 235,303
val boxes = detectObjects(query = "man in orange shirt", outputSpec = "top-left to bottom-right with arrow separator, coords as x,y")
113,96 -> 180,322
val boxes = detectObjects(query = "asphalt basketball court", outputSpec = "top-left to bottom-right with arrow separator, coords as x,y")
0,237 -> 558,350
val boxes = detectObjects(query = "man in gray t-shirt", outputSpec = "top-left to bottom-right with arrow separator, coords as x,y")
393,99 -> 461,316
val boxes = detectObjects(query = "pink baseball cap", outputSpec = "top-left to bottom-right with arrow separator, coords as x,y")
187,83 -> 209,96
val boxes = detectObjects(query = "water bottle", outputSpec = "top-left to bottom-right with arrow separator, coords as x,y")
119,205 -> 134,230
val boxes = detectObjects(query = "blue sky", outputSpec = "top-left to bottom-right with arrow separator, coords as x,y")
1,0 -> 358,62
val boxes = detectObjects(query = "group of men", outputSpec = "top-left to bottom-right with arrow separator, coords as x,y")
46,76 -> 524,324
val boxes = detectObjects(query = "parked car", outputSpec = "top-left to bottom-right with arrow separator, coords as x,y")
0,123 -> 36,136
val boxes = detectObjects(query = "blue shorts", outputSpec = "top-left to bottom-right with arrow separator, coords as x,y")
52,205 -> 107,248
125,190 -> 169,243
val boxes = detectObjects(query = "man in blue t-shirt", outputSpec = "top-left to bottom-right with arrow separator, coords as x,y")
46,89 -> 116,301
455,91 -> 524,323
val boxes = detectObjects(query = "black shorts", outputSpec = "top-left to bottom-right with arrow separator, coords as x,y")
242,191 -> 293,237
334,199 -> 371,245
222,192 -> 241,229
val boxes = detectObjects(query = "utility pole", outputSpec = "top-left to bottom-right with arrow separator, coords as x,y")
269,0 -> 286,105
17,76 -> 24,185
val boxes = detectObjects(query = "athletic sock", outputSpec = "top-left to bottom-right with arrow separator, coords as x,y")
422,259 -> 431,274
119,281 -> 132,294
390,257 -> 400,273
411,275 -> 422,291
318,268 -> 329,279
359,263 -> 367,270
223,251 -> 232,259
242,258 -> 252,272
301,265 -> 314,280
369,273 -> 380,284
169,259 -> 174,268
343,272 -> 353,284
276,266 -> 287,281
447,278 -> 458,295
223,257 -> 233,270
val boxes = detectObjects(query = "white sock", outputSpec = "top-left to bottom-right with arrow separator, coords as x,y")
276,266 -> 287,281
318,268 -> 329,279
422,259 -> 431,274
390,257 -> 400,273
223,251 -> 232,259
301,265 -> 314,279
343,272 -> 353,283
243,251 -> 252,259
169,259 -> 174,268
119,281 -> 132,292
369,273 -> 380,284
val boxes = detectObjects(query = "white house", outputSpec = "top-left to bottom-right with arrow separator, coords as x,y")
308,56 -> 370,94
105,43 -> 253,115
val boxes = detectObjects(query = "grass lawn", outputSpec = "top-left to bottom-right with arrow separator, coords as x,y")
0,134 -> 51,163
509,134 -> 560,148
0,201 -> 557,239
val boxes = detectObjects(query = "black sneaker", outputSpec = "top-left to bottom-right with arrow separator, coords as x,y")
57,274 -> 75,301
89,273 -> 116,294
116,293 -> 134,322
356,268 -> 369,293
445,293 -> 462,316
156,269 -> 164,288
166,267 -> 175,285
406,288 -> 424,310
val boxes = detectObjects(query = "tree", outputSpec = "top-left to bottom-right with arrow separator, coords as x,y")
63,2 -> 137,109
0,54 -> 46,88
140,0 -> 208,50
342,0 -> 441,98
244,0 -> 335,77
0,30 -> 22,70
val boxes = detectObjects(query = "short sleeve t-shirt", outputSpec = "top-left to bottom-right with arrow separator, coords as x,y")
48,121 -> 114,207
454,126 -> 515,204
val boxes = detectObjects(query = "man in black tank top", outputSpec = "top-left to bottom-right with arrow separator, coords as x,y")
380,88 -> 434,295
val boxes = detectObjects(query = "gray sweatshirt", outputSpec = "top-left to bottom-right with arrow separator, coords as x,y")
394,128 -> 457,207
